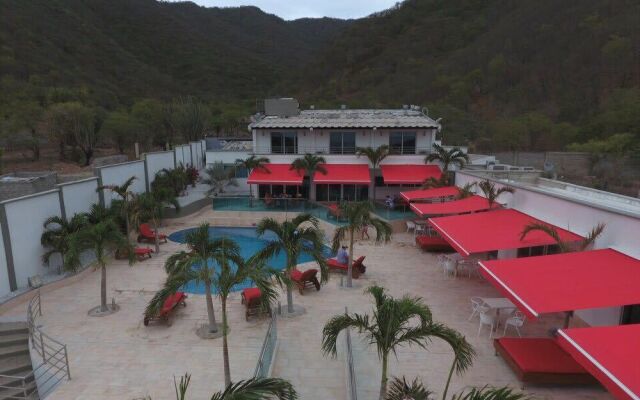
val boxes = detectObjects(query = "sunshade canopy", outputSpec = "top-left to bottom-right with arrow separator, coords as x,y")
247,164 -> 303,185
558,324 -> 640,400
313,164 -> 370,185
400,186 -> 460,202
479,249 -> 640,319
410,195 -> 497,217
428,209 -> 583,256
380,164 -> 441,184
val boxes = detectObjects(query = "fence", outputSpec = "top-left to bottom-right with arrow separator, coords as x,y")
254,312 -> 277,378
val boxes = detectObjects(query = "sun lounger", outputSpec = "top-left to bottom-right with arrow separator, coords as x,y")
137,223 -> 167,244
134,247 -> 153,260
241,287 -> 271,321
493,337 -> 598,388
327,256 -> 366,278
143,291 -> 187,326
290,268 -> 321,294
415,235 -> 453,252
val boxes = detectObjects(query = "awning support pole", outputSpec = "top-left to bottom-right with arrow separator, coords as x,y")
563,311 -> 574,329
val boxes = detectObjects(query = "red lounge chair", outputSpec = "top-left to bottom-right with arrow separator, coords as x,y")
134,247 -> 153,260
494,338 -> 598,388
415,235 -> 453,252
327,203 -> 342,220
290,268 -> 321,294
241,288 -> 271,321
144,291 -> 187,326
327,256 -> 366,278
138,223 -> 167,244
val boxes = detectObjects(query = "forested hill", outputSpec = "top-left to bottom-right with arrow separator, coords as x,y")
0,0 -> 349,102
296,0 -> 640,151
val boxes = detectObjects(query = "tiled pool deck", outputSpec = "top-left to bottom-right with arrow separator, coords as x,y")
0,207 -> 612,400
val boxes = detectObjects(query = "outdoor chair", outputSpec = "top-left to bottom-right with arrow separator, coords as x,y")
290,268 -> 321,294
138,223 -> 168,244
468,297 -> 486,321
478,309 -> 496,338
327,256 -> 366,278
503,311 -> 526,337
134,247 -> 153,261
143,291 -> 187,326
406,220 -> 416,232
241,287 -> 271,321
442,258 -> 457,279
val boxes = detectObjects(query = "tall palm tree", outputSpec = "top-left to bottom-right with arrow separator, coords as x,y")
174,373 -> 297,400
356,145 -> 389,202
331,202 -> 392,288
202,162 -> 238,197
255,214 -> 328,314
477,180 -> 514,208
322,286 -> 475,400
148,224 -> 278,385
520,222 -> 605,253
425,143 -> 469,172
456,182 -> 477,200
97,176 -> 136,243
290,154 -> 327,200
130,187 -> 180,252
236,155 -> 270,205
66,219 -> 134,313
41,213 -> 88,274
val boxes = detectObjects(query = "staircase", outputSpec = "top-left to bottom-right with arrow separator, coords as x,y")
0,321 -> 39,400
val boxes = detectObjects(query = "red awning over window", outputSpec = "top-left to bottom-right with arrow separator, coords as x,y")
558,324 -> 640,400
247,164 -> 303,185
478,249 -> 640,319
428,209 -> 583,256
400,186 -> 460,202
410,195 -> 497,217
313,164 -> 370,185
380,164 -> 441,184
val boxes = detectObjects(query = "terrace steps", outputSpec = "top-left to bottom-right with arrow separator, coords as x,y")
0,321 -> 39,400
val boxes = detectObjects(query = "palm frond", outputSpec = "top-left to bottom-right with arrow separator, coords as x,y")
322,312 -> 372,357
174,373 -> 190,400
579,222 -> 605,251
452,386 -> 531,400
385,377 -> 433,400
210,377 -> 297,400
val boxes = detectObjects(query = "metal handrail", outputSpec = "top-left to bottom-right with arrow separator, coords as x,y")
254,313 -> 277,378
344,307 -> 357,400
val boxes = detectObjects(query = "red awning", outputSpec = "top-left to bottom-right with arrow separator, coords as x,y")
428,209 -> 583,256
247,164 -> 303,185
400,186 -> 460,202
557,325 -> 640,400
478,249 -> 640,319
313,164 -> 370,185
410,195 -> 497,217
380,164 -> 441,184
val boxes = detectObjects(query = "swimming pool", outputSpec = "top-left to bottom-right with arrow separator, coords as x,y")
168,227 -> 332,294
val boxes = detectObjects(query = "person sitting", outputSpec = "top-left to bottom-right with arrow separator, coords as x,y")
333,245 -> 349,265
385,195 -> 394,209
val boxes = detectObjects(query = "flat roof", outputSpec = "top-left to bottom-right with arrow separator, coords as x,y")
250,109 -> 439,129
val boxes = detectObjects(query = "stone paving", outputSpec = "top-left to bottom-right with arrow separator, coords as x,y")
0,208 -> 612,400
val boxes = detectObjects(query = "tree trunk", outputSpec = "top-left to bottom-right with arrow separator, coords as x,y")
286,284 -> 294,313
221,297 -> 231,386
83,148 -> 93,166
100,263 -> 107,312
442,357 -> 457,400
346,228 -> 354,288
153,219 -> 160,253
59,140 -> 66,161
204,280 -> 218,332
124,207 -> 131,245
379,352 -> 389,400
371,166 -> 376,203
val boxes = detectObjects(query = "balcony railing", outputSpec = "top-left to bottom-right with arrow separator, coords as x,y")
250,146 -> 434,156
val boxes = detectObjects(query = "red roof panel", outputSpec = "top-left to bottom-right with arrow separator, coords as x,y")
400,186 -> 460,202
247,164 -> 304,185
410,195 -> 497,217
380,164 -> 441,184
313,164 -> 370,185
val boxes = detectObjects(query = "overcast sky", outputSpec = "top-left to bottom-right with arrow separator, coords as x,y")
171,0 -> 400,20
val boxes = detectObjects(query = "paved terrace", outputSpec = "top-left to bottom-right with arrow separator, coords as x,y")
0,207 -> 612,400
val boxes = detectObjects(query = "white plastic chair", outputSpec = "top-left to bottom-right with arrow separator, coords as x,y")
468,297 -> 485,321
406,220 -> 416,232
414,224 -> 426,237
503,311 -> 525,337
477,310 -> 496,338
459,260 -> 480,278
442,258 -> 457,279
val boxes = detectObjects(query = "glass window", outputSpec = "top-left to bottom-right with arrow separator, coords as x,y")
271,132 -> 297,154
330,132 -> 356,154
343,185 -> 356,201
389,131 -> 416,154
316,184 -> 328,202
358,186 -> 369,201
328,184 -> 341,202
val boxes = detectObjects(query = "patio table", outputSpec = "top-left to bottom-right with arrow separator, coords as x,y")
480,297 -> 516,330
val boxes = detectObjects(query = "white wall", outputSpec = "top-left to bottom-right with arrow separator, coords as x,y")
206,151 -> 250,165
0,227 -> 9,298
4,191 -> 62,289
98,161 -> 146,207
175,146 -> 185,167
145,151 -> 175,189
59,178 -> 99,217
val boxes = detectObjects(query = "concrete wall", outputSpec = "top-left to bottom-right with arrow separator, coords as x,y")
58,178 -> 99,217
0,228 -> 8,298
190,142 -> 200,168
97,161 -> 146,207
145,151 -> 175,191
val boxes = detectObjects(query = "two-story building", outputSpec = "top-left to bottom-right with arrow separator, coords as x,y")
236,98 -> 445,201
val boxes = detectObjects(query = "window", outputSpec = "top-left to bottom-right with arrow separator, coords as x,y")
223,165 -> 248,178
330,132 -> 356,154
271,132 -> 297,154
389,131 -> 416,154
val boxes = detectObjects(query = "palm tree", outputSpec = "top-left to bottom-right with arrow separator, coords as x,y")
290,154 -> 326,199
331,202 -> 392,288
130,187 -> 180,253
322,286 -> 475,400
520,222 -> 605,253
236,155 -> 270,205
421,174 -> 450,189
174,373 -> 297,400
356,145 -> 389,202
456,182 -> 477,200
66,219 -> 134,313
255,214 -> 328,314
202,162 -> 238,197
41,213 -> 88,274
425,144 -> 469,173
452,386 -> 531,400
148,224 -> 278,385
477,180 -> 514,208
385,377 -> 433,400
98,176 -> 136,243
385,380 -> 531,400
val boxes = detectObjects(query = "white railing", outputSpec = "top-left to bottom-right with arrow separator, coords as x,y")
254,313 -> 277,378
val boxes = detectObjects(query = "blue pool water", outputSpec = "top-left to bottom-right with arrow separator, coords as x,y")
168,227 -> 331,294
